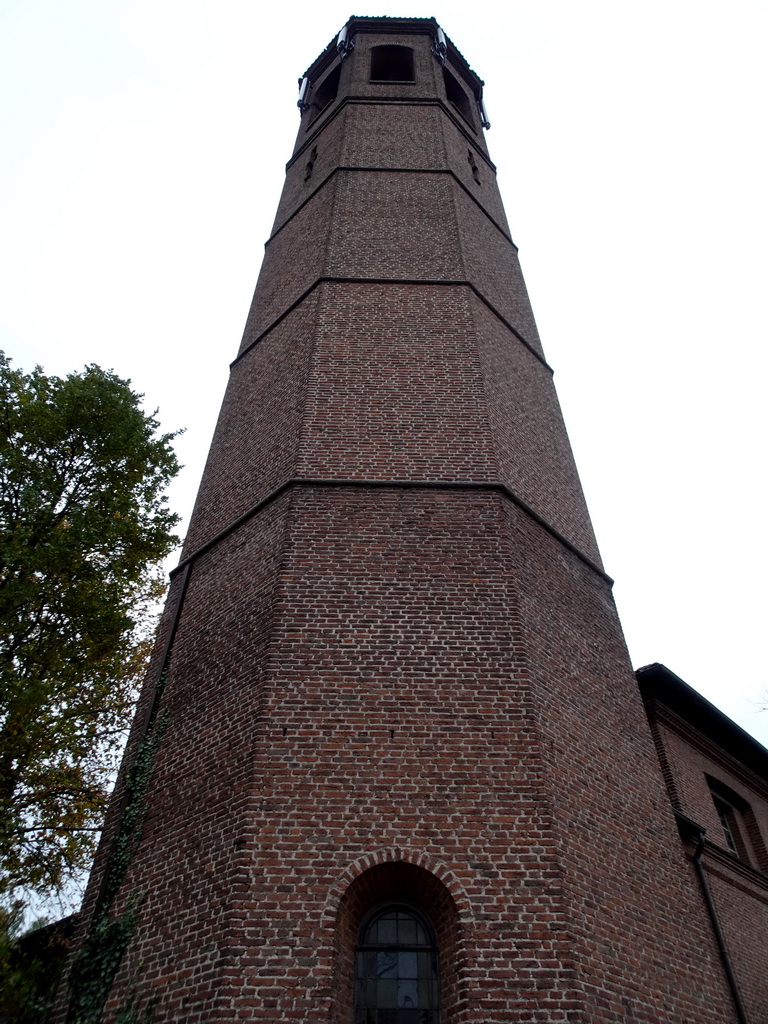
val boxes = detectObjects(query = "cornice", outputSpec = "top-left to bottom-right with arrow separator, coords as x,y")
233,276 -> 550,374
170,477 -> 612,587
289,96 -> 496,173
680,837 -> 768,904
648,700 -> 768,803
268,164 -> 513,254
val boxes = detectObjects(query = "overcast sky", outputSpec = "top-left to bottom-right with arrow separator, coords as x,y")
2,0 -> 767,746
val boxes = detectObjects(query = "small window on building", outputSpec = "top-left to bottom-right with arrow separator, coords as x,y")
311,65 -> 341,119
355,904 -> 440,1023
442,67 -> 473,124
713,795 -> 740,854
707,777 -> 755,864
370,45 -> 415,83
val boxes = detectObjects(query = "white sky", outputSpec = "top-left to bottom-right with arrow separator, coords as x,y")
1,0 -> 767,747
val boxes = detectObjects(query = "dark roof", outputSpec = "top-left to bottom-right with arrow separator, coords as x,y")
637,662 -> 768,781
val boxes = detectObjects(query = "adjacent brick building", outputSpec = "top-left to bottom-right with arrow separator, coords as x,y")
54,16 -> 767,1023
638,663 -> 768,1023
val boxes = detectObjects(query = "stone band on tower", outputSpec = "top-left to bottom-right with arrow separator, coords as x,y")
58,17 -> 739,1023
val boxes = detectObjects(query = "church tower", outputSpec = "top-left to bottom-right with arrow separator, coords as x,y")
59,17 -> 741,1023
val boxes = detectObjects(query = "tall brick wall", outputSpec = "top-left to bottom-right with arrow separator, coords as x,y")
56,17 -> 746,1023
709,872 -> 768,1021
640,669 -> 768,1024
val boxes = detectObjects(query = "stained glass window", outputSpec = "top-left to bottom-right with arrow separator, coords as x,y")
354,905 -> 440,1024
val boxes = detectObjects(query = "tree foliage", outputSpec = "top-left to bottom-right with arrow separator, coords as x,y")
0,353 -> 180,901
0,903 -> 76,1022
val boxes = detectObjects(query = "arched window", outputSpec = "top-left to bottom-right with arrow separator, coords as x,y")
355,904 -> 440,1023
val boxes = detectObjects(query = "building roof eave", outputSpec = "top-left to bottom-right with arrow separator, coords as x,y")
637,662 -> 768,782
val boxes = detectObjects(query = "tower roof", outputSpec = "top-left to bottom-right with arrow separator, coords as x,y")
301,15 -> 484,93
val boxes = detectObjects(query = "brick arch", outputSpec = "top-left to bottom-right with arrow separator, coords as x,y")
325,849 -> 473,1023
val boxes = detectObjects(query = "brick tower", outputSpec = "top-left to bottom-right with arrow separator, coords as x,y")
59,16 -> 741,1024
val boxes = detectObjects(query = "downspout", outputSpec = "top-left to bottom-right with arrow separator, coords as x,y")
675,811 -> 749,1024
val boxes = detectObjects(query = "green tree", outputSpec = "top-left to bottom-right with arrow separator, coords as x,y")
0,353 -> 180,902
